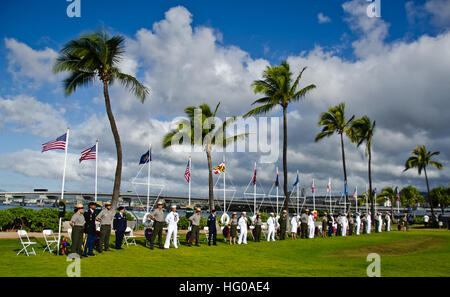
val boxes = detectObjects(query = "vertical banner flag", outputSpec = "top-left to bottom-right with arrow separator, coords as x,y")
79,144 -> 97,163
353,188 -> 358,199
293,173 -> 299,187
139,149 -> 151,164
311,179 -> 315,193
42,133 -> 67,152
274,168 -> 279,186
213,162 -> 225,174
344,183 -> 348,196
327,178 -> 331,193
184,160 -> 191,183
252,167 -> 257,185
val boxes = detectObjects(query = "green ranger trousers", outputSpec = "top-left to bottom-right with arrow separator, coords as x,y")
349,224 -> 354,235
71,226 -> 84,256
190,225 -> 200,246
280,227 -> 286,240
151,221 -> 163,248
254,225 -> 261,242
99,225 -> 111,251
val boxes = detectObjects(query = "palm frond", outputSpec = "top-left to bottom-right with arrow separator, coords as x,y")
112,72 -> 150,102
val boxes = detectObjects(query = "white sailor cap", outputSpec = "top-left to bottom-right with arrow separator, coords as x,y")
270,212 -> 274,215
242,211 -> 247,215
171,205 -> 177,209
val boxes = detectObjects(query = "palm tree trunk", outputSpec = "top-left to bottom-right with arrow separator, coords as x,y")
282,106 -> 289,212
340,133 -> 349,213
368,143 -> 374,220
424,167 -> 435,217
103,81 -> 122,210
206,146 -> 214,211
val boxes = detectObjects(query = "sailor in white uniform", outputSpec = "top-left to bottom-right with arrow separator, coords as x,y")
385,212 -> 391,232
367,212 -> 372,234
164,205 -> 179,249
355,212 -> 361,235
267,212 -> 276,241
341,213 -> 348,236
238,212 -> 248,244
377,212 -> 383,233
290,214 -> 298,239
308,212 -> 315,239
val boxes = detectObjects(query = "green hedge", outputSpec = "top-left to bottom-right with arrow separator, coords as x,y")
0,207 -> 73,232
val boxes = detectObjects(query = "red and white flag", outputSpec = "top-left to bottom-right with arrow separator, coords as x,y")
353,188 -> 358,199
184,160 -> 191,183
327,178 -> 331,193
311,179 -> 315,194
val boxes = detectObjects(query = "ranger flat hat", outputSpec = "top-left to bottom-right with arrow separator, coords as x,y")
232,212 -> 237,215
104,201 -> 112,206
195,208 -> 201,212
157,201 -> 163,205
74,203 -> 83,209
283,210 -> 287,213
305,209 -> 310,212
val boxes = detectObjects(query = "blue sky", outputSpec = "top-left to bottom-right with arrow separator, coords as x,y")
0,0 -> 449,195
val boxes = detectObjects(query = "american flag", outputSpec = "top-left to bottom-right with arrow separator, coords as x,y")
184,160 -> 191,183
274,169 -> 279,186
79,144 -> 97,163
252,168 -> 257,185
327,178 -> 331,193
353,188 -> 358,199
396,193 -> 400,201
42,133 -> 67,152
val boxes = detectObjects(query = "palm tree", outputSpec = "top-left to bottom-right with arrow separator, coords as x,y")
244,61 -> 316,212
315,103 -> 354,213
54,31 -> 149,209
379,186 -> 398,222
403,145 -> 443,217
162,102 -> 247,211
349,115 -> 376,218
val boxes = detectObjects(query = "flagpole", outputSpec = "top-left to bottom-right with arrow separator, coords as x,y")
366,184 -> 369,213
296,170 -> 299,215
312,178 -> 315,211
344,183 -> 346,213
188,155 -> 191,206
223,155 -> 226,213
328,178 -> 331,213
254,162 -> 257,215
57,127 -> 69,256
355,186 -> 358,212
94,140 -> 98,202
276,167 -> 279,215
146,144 -> 151,213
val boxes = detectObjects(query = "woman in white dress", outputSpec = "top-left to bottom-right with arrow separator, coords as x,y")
290,214 -> 298,239
308,213 -> 315,238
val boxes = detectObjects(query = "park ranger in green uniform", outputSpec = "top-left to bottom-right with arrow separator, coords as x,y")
253,213 -> 262,242
278,210 -> 288,240
69,203 -> 85,256
96,201 -> 114,252
149,201 -> 164,250
188,208 -> 201,247
348,213 -> 355,236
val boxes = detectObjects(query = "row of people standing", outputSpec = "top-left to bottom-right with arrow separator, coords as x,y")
69,201 -> 128,257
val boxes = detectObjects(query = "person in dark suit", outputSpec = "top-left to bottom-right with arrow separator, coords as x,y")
207,210 -> 217,246
83,202 -> 97,257
113,207 -> 127,249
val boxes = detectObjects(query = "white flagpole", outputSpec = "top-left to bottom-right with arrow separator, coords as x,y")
276,167 -> 279,215
344,184 -> 346,213
146,144 -> 151,213
57,127 -> 69,256
188,155 -> 191,206
223,155 -> 226,213
312,178 -> 315,211
355,186 -> 358,212
254,162 -> 257,215
296,170 -> 299,215
328,178 -> 332,213
94,140 -> 98,202
366,184 -> 369,213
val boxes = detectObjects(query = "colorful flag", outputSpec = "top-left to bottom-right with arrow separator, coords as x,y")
293,173 -> 299,187
213,162 -> 225,174
327,178 -> 331,193
42,133 -> 67,152
184,160 -> 191,183
344,183 -> 348,196
79,144 -> 97,163
373,188 -> 377,195
396,193 -> 400,201
311,180 -> 315,194
353,188 -> 358,199
139,149 -> 151,165
252,168 -> 257,185
274,169 -> 279,187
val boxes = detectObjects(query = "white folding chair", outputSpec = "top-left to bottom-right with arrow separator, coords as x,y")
249,225 -> 255,240
17,230 -> 37,256
203,226 -> 209,242
42,229 -> 58,254
124,227 -> 137,246
261,224 -> 268,239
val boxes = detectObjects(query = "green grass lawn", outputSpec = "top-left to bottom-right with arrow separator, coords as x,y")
1,227 -> 449,277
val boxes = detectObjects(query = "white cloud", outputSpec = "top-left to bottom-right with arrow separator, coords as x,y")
318,12 -> 331,24
5,38 -> 59,86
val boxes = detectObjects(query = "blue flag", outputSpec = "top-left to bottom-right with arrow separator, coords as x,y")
293,174 -> 299,187
139,149 -> 151,164
344,182 -> 348,196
